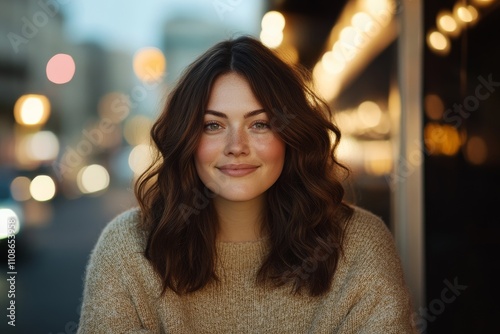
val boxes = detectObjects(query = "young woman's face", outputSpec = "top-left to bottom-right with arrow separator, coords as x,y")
194,72 -> 286,203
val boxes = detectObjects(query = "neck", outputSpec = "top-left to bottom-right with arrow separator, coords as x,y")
213,195 -> 266,242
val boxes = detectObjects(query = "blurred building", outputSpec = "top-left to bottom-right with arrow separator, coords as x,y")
162,17 -> 231,87
0,0 -> 137,223
160,0 -> 265,87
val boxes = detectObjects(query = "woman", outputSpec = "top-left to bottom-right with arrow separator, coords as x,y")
77,36 -> 417,333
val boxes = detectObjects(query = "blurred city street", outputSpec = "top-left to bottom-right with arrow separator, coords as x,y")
0,186 -> 137,334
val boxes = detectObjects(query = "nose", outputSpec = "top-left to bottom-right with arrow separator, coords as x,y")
224,127 -> 249,157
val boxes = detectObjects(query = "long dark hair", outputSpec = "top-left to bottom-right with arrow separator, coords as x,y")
135,35 -> 353,297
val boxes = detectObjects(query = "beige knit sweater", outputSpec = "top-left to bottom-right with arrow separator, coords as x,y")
77,206 -> 418,333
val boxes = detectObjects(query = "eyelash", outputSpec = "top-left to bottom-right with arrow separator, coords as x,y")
251,121 -> 270,130
203,120 -> 270,132
204,121 -> 223,131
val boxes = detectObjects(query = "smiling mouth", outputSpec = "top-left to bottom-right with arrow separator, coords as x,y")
217,164 -> 259,177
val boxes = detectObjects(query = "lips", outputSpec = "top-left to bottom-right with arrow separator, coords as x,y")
217,164 -> 259,177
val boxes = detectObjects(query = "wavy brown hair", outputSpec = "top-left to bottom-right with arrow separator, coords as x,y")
135,35 -> 354,297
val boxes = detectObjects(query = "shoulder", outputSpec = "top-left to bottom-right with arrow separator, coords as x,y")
337,205 -> 409,288
100,206 -> 143,236
343,205 -> 393,246
83,207 -> 162,293
341,205 -> 401,267
90,207 -> 147,260
331,206 -> 417,332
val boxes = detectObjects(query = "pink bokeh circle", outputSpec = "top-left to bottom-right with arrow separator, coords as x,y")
46,53 -> 76,84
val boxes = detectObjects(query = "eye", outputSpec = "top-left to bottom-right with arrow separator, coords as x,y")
251,121 -> 270,130
204,121 -> 223,132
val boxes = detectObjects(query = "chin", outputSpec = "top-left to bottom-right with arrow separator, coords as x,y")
215,190 -> 265,203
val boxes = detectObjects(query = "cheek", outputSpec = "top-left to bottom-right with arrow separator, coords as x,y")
195,137 -> 220,166
255,136 -> 286,166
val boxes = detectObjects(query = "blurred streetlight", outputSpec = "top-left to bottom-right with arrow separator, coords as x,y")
453,3 -> 479,25
77,164 -> 110,194
30,175 -> 56,202
128,144 -> 154,177
25,131 -> 60,162
427,30 -> 451,56
260,11 -> 286,49
0,208 -> 20,239
133,47 -> 166,83
437,10 -> 461,38
14,94 -> 51,127
10,177 -> 32,202
46,53 -> 76,84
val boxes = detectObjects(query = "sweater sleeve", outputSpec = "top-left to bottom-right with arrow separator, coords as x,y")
335,208 -> 419,334
77,210 -> 155,334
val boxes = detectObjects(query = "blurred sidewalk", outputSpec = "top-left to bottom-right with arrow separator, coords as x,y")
0,186 -> 137,334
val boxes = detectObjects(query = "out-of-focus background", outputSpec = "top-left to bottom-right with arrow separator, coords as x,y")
0,0 -> 499,333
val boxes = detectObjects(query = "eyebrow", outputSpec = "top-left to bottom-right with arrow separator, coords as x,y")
204,109 -> 266,119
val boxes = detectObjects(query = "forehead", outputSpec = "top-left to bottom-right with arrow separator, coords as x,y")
206,72 -> 263,115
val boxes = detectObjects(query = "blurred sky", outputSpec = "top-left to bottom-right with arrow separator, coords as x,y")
60,0 -> 265,51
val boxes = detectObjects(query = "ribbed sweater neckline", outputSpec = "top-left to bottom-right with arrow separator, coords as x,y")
215,237 -> 269,271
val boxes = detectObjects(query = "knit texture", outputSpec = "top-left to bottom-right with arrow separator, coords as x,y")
77,206 -> 418,333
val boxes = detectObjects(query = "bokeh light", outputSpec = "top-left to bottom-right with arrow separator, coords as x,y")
312,61 -> 340,102
472,0 -> 495,7
46,53 -> 76,84
25,131 -> 60,161
14,94 -> 51,126
123,115 -> 153,146
424,94 -> 445,120
261,11 -> 286,31
128,144 -> 154,176
77,164 -> 110,194
352,12 -> 374,33
321,51 -> 346,74
260,11 -> 286,49
363,140 -> 393,175
0,208 -> 20,239
339,26 -> 359,47
363,0 -> 392,17
133,47 -> 166,83
465,136 -> 488,165
427,30 -> 450,55
454,4 -> 475,24
332,40 -> 356,62
424,123 -> 461,156
466,6 -> 479,22
260,30 -> 284,49
334,112 -> 357,135
10,176 -> 32,201
437,10 -> 460,37
30,175 -> 56,202
357,101 -> 382,128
